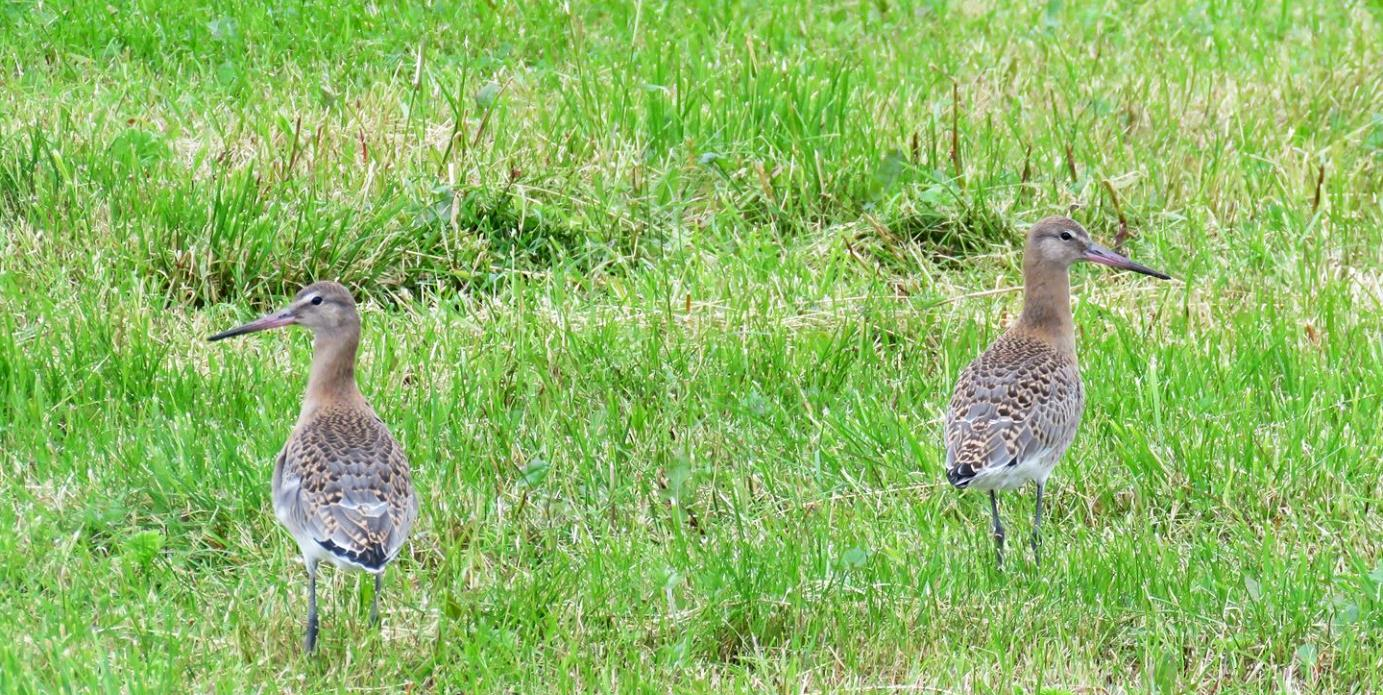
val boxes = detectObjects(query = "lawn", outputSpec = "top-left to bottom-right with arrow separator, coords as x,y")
1,0 -> 1380,692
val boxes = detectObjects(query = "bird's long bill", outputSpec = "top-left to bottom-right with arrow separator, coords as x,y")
1083,243 -> 1171,280
207,309 -> 296,342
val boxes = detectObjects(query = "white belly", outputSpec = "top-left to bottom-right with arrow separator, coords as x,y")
277,511 -> 380,574
966,450 -> 1059,491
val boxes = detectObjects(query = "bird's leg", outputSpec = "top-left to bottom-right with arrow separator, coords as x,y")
370,572 -> 382,628
1032,482 -> 1045,568
305,560 -> 320,655
989,491 -> 1005,567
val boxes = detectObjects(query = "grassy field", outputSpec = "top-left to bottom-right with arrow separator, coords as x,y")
2,0 -> 1381,691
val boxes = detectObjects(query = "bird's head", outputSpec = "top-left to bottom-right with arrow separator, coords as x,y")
208,281 -> 359,342
1025,216 -> 1170,280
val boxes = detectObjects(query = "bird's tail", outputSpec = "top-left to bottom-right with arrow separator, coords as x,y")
946,463 -> 975,489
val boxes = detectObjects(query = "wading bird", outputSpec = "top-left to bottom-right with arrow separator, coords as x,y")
210,282 -> 418,653
944,217 -> 1168,567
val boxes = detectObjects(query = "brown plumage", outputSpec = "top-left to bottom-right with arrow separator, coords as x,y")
210,281 -> 418,653
944,216 -> 1168,566
274,404 -> 416,572
945,332 -> 1083,491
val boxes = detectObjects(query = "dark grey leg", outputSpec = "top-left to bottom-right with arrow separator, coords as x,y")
370,573 -> 382,627
1032,482 -> 1045,567
305,560 -> 319,654
989,491 -> 1005,567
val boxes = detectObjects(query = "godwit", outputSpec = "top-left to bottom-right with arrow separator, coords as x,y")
944,217 -> 1168,567
210,281 -> 418,653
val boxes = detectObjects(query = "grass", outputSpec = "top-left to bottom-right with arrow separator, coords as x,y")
1,0 -> 1381,691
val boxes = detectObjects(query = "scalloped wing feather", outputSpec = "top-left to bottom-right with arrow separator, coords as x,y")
273,406 -> 417,572
945,333 -> 1083,490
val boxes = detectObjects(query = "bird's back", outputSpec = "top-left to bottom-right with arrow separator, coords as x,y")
944,331 -> 1084,490
273,404 -> 418,572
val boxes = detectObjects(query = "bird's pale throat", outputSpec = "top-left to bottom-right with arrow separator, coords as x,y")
305,328 -> 362,403
1015,262 -> 1075,347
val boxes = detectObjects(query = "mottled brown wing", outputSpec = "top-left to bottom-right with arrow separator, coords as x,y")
944,333 -> 1083,487
273,407 -> 417,570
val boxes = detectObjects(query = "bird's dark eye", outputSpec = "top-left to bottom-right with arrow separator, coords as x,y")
1059,232 -> 1072,241
311,296 -> 323,306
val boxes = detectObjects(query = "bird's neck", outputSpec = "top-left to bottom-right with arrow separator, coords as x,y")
1014,259 -> 1076,353
304,327 -> 363,410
